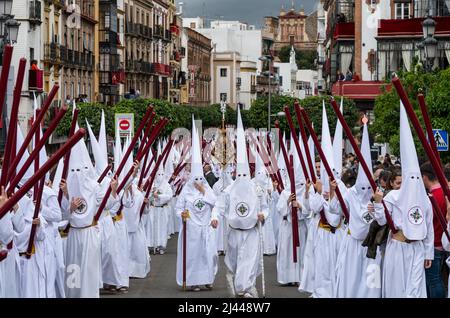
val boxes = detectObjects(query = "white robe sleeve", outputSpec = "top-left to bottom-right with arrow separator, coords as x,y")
35,215 -> 47,242
203,187 -> 217,206
0,213 -> 13,244
12,205 -> 25,233
156,185 -> 173,206
423,204 -> 434,260
276,191 -> 289,217
443,223 -> 450,252
329,195 -> 346,216
259,191 -> 269,220
61,196 -> 71,221
211,192 -> 228,221
373,202 -> 388,226
175,190 -> 186,218
308,192 -> 326,215
41,196 -> 62,223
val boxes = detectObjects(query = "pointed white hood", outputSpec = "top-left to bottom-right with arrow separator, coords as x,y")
384,102 -> 430,237
190,116 -> 204,180
235,107 -> 249,177
354,122 -> 373,202
332,98 -> 344,177
320,102 -> 336,193
86,119 -> 107,176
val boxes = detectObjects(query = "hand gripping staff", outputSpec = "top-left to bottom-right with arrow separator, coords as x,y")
298,107 -> 350,222
0,58 -> 26,188
7,106 -> 69,195
7,85 -> 59,183
92,108 -> 155,223
0,129 -> 86,220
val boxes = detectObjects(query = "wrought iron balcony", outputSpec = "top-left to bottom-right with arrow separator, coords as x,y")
153,25 -> 164,38
44,42 -> 60,63
29,0 -> 42,24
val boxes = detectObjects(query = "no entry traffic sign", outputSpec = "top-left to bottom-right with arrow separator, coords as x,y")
115,113 -> 134,138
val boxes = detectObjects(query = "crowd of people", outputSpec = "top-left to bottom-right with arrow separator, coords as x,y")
0,103 -> 449,299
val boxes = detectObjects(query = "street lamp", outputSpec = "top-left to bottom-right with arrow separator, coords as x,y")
420,10 -> 438,72
259,54 -> 274,131
4,18 -> 19,43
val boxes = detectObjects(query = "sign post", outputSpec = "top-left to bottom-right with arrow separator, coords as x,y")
433,129 -> 448,152
115,113 -> 135,138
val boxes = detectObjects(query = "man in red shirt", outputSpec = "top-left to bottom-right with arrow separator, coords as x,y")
421,162 -> 448,298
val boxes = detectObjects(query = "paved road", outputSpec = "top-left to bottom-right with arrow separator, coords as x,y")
102,233 -> 310,298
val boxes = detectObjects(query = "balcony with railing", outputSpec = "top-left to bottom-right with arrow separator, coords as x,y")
29,0 -> 42,24
153,25 -> 164,39
336,0 -> 354,23
414,0 -> 450,17
29,69 -> 44,92
164,29 -> 172,42
44,43 -> 60,64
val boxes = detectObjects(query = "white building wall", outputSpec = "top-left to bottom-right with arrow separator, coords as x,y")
274,62 -> 293,96
11,0 -> 42,129
182,17 -> 204,29
216,65 -> 231,104
196,27 -> 263,71
296,70 -> 318,99
239,61 -> 256,110
361,1 -> 391,81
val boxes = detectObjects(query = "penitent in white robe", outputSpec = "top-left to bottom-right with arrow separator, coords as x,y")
123,186 -> 150,278
15,195 -> 47,298
212,179 -> 268,295
0,205 -> 25,298
261,188 -> 277,255
330,188 -> 382,298
308,192 -> 344,298
63,182 -> 119,298
0,210 -> 14,298
175,184 -> 218,287
41,186 -> 66,298
374,188 -> 434,298
276,189 -> 309,284
148,181 -> 173,250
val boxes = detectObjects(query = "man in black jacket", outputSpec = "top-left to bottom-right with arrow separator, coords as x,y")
204,164 -> 218,188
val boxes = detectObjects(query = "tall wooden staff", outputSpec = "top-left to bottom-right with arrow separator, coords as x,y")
0,45 -> 14,117
8,106 -> 68,194
288,154 -> 300,263
93,108 -> 156,223
298,107 -> 350,222
392,76 -> 450,201
7,85 -> 59,182
0,58 -> 26,188
417,92 -> 440,162
0,129 -> 86,219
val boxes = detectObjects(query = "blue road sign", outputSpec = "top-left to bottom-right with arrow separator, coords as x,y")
433,129 -> 448,152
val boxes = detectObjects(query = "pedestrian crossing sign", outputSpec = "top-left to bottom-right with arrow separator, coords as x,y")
433,129 -> 448,152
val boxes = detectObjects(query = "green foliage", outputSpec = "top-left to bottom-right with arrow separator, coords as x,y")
55,95 -> 357,144
247,95 -> 358,136
278,46 -> 317,70
372,67 -> 450,162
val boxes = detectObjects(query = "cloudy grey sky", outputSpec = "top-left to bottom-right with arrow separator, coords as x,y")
181,0 -> 317,28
